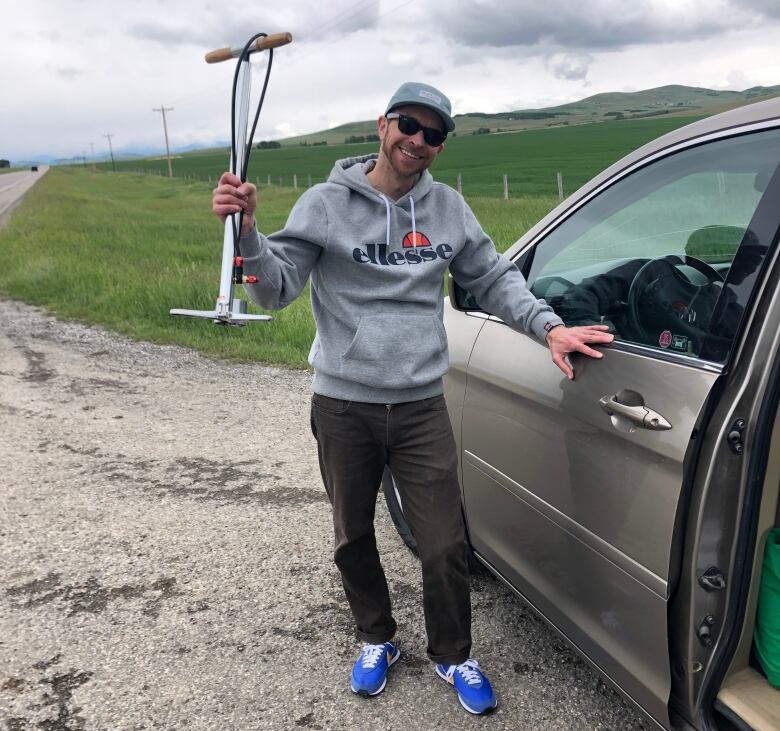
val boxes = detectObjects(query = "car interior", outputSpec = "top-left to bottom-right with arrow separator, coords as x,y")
528,223 -> 743,358
523,159 -> 777,361
714,409 -> 780,731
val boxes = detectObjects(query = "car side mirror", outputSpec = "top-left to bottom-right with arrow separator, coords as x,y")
448,274 -> 482,312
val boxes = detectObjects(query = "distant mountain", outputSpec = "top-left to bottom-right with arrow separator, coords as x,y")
280,84 -> 780,146
11,141 -> 231,169
12,154 -> 61,166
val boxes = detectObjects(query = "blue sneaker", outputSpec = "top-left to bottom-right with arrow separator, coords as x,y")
350,641 -> 400,697
435,659 -> 497,714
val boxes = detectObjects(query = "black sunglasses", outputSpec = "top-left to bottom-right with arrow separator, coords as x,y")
385,112 -> 447,147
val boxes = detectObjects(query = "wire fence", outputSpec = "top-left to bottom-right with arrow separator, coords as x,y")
111,167 -> 568,201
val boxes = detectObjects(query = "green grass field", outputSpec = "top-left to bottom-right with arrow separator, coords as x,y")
4,115 -> 709,367
105,115 -> 702,197
0,168 -> 556,368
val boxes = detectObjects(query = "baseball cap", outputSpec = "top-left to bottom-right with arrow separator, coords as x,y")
385,82 -> 455,133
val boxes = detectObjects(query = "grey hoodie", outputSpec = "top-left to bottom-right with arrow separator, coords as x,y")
239,154 -> 562,403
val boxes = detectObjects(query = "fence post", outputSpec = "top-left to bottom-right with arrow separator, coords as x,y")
308,173 -> 312,188
293,173 -> 298,190
503,174 -> 509,200
268,174 -> 272,185
557,172 -> 564,202
256,176 -> 260,187
279,177 -> 282,186
457,173 -> 462,194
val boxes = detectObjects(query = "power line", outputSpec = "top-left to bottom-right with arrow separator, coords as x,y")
152,105 -> 175,177
299,0 -> 378,41
275,0 -> 383,65
175,0 -> 382,108
172,0 -> 419,136
103,134 -> 115,171
292,0 -> 416,64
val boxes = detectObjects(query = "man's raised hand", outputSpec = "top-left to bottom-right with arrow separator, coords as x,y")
212,172 -> 257,235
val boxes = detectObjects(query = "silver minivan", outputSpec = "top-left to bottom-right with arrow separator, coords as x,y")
384,96 -> 780,730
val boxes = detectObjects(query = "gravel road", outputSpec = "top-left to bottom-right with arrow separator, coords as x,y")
0,298 -> 650,730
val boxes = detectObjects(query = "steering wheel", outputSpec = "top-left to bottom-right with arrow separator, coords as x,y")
627,254 -> 725,347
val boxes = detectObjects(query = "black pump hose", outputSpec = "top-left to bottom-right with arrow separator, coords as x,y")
229,33 -> 274,258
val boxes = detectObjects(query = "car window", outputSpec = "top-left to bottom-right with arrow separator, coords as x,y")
526,128 -> 780,360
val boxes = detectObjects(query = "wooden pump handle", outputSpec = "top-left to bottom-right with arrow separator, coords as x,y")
205,33 -> 293,64
254,32 -> 293,51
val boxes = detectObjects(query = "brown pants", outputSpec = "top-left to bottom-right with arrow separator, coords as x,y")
310,393 -> 472,666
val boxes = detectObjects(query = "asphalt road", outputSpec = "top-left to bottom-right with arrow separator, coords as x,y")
0,168 -> 49,221
0,300 -> 650,731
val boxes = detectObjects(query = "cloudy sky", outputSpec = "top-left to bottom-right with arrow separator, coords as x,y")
4,0 -> 780,162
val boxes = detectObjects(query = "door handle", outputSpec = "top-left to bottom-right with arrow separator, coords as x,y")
599,394 -> 672,431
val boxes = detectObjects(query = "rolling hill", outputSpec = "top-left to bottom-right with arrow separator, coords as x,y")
278,84 -> 780,146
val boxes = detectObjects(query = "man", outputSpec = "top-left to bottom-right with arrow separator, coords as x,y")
212,82 -> 613,715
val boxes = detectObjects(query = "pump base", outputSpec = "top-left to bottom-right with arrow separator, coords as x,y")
170,298 -> 272,326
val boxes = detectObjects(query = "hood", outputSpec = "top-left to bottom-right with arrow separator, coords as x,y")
326,154 -> 436,260
326,154 -> 435,204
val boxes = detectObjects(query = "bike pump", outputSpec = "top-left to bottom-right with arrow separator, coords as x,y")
170,32 -> 293,326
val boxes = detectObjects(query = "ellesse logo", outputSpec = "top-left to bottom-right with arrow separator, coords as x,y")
352,231 -> 453,266
402,231 -> 431,248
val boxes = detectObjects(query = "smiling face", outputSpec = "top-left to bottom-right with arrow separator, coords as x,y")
376,104 -> 445,182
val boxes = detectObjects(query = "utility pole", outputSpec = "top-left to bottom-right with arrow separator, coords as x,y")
152,105 -> 174,177
89,142 -> 96,171
104,134 -> 116,171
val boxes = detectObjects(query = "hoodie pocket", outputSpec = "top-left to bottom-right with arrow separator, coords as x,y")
341,314 -> 448,389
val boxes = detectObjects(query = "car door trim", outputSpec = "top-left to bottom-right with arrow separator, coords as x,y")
464,449 -> 668,599
468,312 -> 725,373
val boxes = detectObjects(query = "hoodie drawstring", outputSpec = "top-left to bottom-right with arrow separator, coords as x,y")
377,192 -> 416,271
378,193 -> 392,250
409,195 -> 416,249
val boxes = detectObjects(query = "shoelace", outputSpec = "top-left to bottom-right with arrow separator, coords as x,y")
453,659 -> 482,686
360,643 -> 387,669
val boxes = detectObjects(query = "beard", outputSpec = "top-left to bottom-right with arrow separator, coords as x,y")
380,134 -> 428,179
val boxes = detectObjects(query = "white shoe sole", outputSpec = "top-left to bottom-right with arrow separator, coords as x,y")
435,665 -> 498,715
